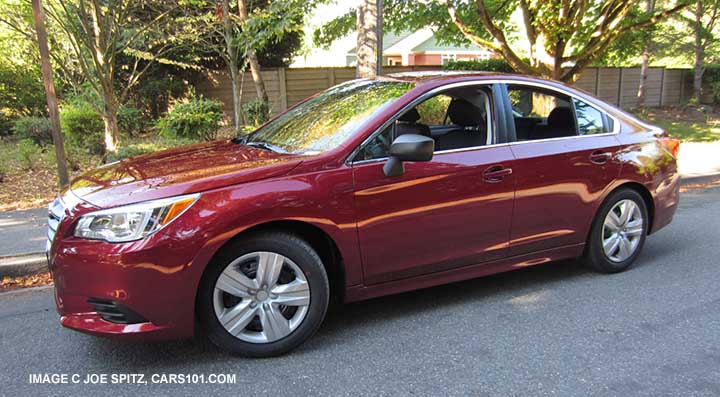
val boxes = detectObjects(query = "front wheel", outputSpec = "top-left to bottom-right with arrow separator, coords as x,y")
584,189 -> 649,273
198,233 -> 329,357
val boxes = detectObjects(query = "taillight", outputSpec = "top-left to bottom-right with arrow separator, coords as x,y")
660,137 -> 680,158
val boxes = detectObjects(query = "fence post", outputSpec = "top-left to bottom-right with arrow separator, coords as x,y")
278,67 -> 288,112
659,68 -> 665,107
594,67 -> 600,96
679,69 -> 686,103
327,68 -> 336,87
617,68 -> 624,107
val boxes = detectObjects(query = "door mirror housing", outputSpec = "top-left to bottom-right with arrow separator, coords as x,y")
383,134 -> 434,177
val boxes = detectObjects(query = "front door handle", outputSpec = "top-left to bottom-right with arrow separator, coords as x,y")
589,150 -> 612,165
483,165 -> 513,183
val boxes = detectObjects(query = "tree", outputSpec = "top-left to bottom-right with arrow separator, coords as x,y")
237,0 -> 268,104
318,0 -> 690,82
356,0 -> 381,78
183,0 -> 307,130
43,0 -> 187,152
31,0 -> 68,186
446,0 -> 690,82
638,0 -> 657,107
692,0 -> 720,101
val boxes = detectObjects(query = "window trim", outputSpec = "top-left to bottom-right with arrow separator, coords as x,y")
500,81 -> 620,142
346,79 -> 621,165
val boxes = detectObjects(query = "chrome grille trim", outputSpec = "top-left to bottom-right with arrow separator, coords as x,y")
47,197 -> 65,252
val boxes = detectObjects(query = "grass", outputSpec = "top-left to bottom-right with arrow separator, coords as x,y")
633,106 -> 720,142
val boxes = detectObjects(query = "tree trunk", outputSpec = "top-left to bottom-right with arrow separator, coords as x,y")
237,0 -> 268,104
356,0 -> 379,78
220,0 -> 243,129
229,62 -> 243,129
638,0 -> 656,108
31,0 -> 69,186
693,0 -> 704,103
101,100 -> 120,154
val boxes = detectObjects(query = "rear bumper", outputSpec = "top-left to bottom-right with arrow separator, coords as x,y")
650,172 -> 680,234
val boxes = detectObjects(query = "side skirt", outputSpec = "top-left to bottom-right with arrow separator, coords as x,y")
344,243 -> 585,303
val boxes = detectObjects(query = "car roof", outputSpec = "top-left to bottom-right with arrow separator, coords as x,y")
381,70 -> 565,88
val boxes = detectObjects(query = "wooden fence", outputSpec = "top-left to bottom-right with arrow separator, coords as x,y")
194,66 -> 698,119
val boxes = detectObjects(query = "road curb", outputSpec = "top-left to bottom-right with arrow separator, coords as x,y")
0,253 -> 48,278
681,173 -> 720,187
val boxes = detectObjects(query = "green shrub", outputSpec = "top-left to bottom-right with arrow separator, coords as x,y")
704,65 -> 720,104
118,105 -> 144,137
44,143 -> 87,172
0,160 -> 7,182
156,97 -> 223,141
443,59 -> 515,73
243,99 -> 271,127
60,102 -> 105,155
138,78 -> 187,118
0,110 -> 15,138
15,116 -> 53,146
17,139 -> 42,170
0,62 -> 47,117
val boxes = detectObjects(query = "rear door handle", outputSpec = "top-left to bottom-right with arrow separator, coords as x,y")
483,165 -> 513,183
589,150 -> 612,165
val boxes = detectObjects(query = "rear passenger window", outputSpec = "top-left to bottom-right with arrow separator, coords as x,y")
508,85 -> 576,141
573,98 -> 611,135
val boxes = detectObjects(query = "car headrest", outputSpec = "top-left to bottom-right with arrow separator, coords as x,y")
398,108 -> 421,124
396,123 -> 431,138
547,107 -> 574,130
447,99 -> 484,127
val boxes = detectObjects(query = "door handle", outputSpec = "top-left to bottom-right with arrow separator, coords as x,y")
589,150 -> 612,165
483,165 -> 513,183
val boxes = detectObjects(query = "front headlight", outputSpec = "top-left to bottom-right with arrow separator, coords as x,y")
74,194 -> 200,242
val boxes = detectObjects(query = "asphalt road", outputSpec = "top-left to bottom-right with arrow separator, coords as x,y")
0,208 -> 47,257
1,186 -> 720,396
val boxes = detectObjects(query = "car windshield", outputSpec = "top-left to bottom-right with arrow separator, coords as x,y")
243,79 -> 414,154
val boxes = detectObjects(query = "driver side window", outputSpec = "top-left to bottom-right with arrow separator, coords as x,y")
354,88 -> 492,162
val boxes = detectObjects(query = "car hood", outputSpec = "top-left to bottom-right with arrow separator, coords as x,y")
70,140 -> 304,208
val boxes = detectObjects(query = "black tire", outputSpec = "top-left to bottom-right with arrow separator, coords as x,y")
198,232 -> 329,357
584,189 -> 649,273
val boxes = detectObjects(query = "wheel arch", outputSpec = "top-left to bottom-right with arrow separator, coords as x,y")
198,220 -> 347,306
586,181 -> 655,249
607,182 -> 655,233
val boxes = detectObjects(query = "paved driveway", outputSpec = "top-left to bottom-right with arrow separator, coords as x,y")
0,186 -> 719,395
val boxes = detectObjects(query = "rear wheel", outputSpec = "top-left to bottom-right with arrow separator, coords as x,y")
584,189 -> 649,273
198,233 -> 329,357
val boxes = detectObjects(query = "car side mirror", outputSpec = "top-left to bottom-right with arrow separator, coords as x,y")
383,134 -> 434,177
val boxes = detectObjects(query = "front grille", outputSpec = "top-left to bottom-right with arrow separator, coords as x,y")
47,197 -> 65,252
87,298 -> 148,324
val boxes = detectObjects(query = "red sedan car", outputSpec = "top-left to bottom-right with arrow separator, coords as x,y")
48,73 -> 680,356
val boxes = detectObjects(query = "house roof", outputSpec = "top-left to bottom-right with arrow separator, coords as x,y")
347,30 -> 491,56
347,31 -> 413,55
411,35 -> 486,53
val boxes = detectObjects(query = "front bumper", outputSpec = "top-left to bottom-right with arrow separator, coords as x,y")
46,193 -> 216,341
49,235 -> 201,340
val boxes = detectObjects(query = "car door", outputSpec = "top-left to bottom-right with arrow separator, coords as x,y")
502,83 -> 623,256
351,84 -> 516,285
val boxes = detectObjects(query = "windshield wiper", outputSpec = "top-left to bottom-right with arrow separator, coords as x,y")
244,141 -> 288,154
232,134 -> 251,145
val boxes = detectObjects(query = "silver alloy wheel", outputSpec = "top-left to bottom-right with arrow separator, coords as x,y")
213,251 -> 310,343
602,199 -> 644,263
